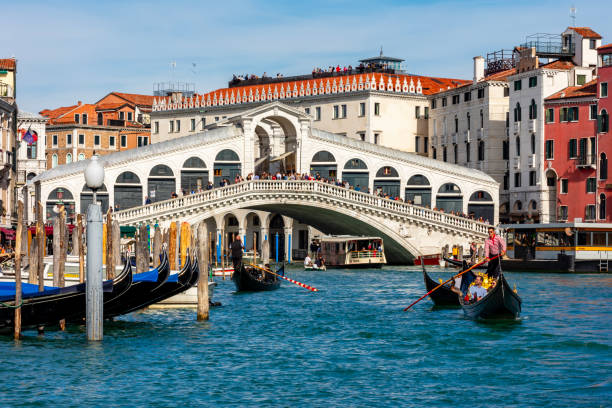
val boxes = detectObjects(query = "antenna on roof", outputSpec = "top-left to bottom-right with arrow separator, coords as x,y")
570,5 -> 576,26
380,46 -> 383,57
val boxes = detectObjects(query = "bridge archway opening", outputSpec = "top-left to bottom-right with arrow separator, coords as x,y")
269,214 -> 285,262
148,164 -> 175,203
80,183 -> 109,214
342,158 -> 369,190
244,212 -> 261,252
46,187 -> 75,223
310,151 -> 337,180
223,213 -> 240,251
467,191 -> 494,223
254,125 -> 271,174
115,171 -> 142,210
405,174 -> 431,207
374,166 -> 400,197
255,114 -> 298,174
436,183 -> 463,213
214,149 -> 241,185
181,157 -> 208,192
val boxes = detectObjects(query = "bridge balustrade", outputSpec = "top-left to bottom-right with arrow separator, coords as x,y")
114,180 -> 490,235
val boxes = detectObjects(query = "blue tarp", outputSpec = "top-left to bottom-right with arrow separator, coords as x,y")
0,282 -> 59,298
166,274 -> 178,283
132,267 -> 159,283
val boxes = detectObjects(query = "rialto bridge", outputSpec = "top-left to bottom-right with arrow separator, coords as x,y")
31,102 -> 498,264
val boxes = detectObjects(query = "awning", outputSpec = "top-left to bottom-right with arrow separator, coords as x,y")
254,155 -> 268,168
27,225 -> 75,236
0,227 -> 15,240
270,151 -> 295,162
120,226 -> 137,237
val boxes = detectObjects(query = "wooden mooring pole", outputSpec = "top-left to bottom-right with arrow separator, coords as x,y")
36,201 -> 44,334
14,201 -> 23,340
78,214 -> 84,283
197,222 -> 209,321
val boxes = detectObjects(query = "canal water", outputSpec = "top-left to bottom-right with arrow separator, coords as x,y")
1,267 -> 610,407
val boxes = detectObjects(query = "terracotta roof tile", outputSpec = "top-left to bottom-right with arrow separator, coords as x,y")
0,58 -> 16,70
95,102 -> 131,111
111,92 -> 154,106
545,79 -> 598,101
598,43 -> 612,52
569,27 -> 602,39
540,60 -> 576,70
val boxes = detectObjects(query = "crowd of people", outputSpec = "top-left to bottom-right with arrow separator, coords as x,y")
153,170 -> 489,224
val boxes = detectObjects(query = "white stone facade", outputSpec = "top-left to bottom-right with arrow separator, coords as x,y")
17,111 -> 47,222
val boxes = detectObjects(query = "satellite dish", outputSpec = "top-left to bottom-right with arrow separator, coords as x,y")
565,228 -> 573,236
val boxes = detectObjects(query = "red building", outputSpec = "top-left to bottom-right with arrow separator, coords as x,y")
597,44 -> 612,219
544,81 -> 599,222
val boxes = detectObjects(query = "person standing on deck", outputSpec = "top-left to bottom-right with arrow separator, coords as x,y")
231,234 -> 243,271
484,227 -> 506,278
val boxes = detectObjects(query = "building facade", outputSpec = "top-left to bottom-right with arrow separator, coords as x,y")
150,55 -> 469,156
507,27 -> 601,223
428,56 -> 512,222
40,92 -> 153,169
16,111 -> 47,221
0,58 -> 17,233
596,43 -> 612,220
544,81 -> 599,222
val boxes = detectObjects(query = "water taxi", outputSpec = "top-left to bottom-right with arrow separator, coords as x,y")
500,222 -> 612,272
318,235 -> 386,268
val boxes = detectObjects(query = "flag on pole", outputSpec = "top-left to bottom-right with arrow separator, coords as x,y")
21,126 -> 37,145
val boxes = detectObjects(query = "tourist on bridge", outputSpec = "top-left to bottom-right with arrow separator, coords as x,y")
231,234 -> 243,271
484,227 -> 506,278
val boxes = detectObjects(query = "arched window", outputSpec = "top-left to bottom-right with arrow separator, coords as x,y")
374,166 -> 400,196
148,164 -> 176,203
601,153 -> 608,180
66,153 -> 72,164
467,112 -> 471,130
514,103 -> 521,122
432,147 -> 437,160
531,133 -> 536,154
114,171 -> 142,210
52,154 -> 58,168
342,158 -> 369,190
344,158 -> 367,170
478,140 -> 485,161
311,151 -> 336,162
405,175 -> 431,207
516,137 -> 521,156
600,193 -> 607,220
78,153 -> 85,161
182,157 -> 208,191
480,109 -> 484,128
454,115 -> 458,133
514,201 -> 522,211
529,99 -> 537,120
468,191 -> 494,222
375,166 -> 399,177
453,144 -> 458,163
46,187 -> 75,222
215,149 -> 240,161
443,147 -> 447,162
436,183 -> 463,213
600,109 -> 609,133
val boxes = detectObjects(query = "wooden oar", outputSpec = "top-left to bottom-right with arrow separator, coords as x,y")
247,263 -> 318,292
403,254 -> 501,311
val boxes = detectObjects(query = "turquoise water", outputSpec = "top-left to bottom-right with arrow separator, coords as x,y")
1,267 -> 611,407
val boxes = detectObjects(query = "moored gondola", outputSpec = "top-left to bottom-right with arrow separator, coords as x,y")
233,263 -> 282,292
460,273 -> 522,320
444,257 -> 486,270
114,253 -> 196,315
103,252 -> 170,318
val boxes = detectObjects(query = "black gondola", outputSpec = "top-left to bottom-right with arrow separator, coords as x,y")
460,273 -> 522,320
422,266 -> 461,307
444,257 -> 486,270
233,263 -> 283,292
103,252 -> 170,318
112,253 -> 195,316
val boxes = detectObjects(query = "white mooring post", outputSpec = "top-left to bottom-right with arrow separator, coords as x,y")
85,155 -> 105,341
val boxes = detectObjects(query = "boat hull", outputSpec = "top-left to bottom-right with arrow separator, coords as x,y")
461,274 -> 522,320
233,264 -> 281,292
423,269 -> 460,306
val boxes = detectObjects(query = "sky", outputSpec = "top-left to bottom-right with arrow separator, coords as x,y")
3,0 -> 612,113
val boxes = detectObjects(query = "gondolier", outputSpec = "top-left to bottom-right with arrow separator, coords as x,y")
231,235 -> 243,271
484,227 -> 506,278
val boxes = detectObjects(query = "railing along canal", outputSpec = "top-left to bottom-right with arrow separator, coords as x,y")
114,180 -> 490,235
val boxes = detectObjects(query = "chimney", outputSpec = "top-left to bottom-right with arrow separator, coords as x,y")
78,100 -> 82,106
473,56 -> 485,84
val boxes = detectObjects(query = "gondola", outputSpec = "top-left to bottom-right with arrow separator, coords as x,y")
444,257 -> 486,270
422,266 -> 461,307
460,273 -> 522,320
0,276 -> 115,333
103,252 -> 170,318
112,253 -> 196,316
233,263 -> 282,292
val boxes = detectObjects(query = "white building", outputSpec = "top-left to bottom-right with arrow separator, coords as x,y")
150,54 -> 470,158
16,111 -> 47,222
428,56 -> 513,222
507,27 -> 601,222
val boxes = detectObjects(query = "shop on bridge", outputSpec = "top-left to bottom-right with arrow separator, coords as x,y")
181,157 -> 209,192
148,164 -> 176,203
373,166 -> 400,197
214,149 -> 241,186
467,191 -> 495,223
114,171 -> 143,210
309,151 -> 337,180
341,158 -> 369,190
404,174 -> 431,207
435,183 -> 463,213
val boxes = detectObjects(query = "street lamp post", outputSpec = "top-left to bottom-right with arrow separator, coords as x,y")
84,155 -> 105,341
